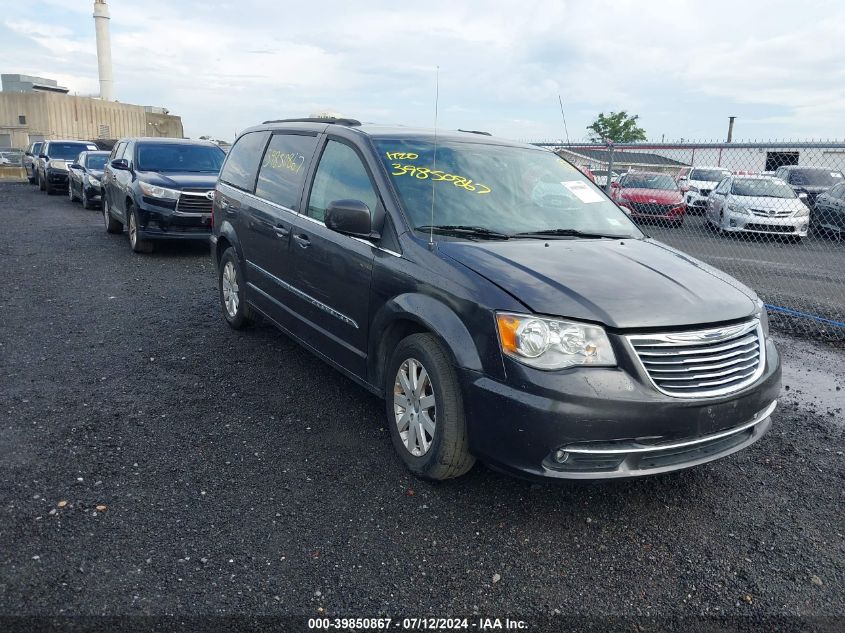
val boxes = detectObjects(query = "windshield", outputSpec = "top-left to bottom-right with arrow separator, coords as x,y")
49,143 -> 95,160
689,169 -> 730,182
32,142 -> 43,155
136,143 -> 225,173
620,173 -> 678,190
85,154 -> 108,170
731,179 -> 796,199
787,169 -> 844,187
374,140 -> 642,238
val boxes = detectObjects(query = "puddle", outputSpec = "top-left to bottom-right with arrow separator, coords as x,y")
773,333 -> 845,424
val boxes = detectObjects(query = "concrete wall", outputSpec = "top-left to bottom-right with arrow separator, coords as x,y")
0,91 -> 183,149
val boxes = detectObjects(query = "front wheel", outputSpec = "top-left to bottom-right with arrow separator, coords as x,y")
218,247 -> 255,329
386,333 -> 475,481
128,206 -> 153,253
68,180 -> 78,203
103,199 -> 123,234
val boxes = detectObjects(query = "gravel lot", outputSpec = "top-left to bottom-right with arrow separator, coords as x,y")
1,182 -> 844,627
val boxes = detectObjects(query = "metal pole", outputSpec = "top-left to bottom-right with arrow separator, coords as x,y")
727,116 -> 736,143
605,142 -> 615,194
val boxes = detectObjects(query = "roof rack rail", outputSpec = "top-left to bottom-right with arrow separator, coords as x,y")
458,129 -> 491,136
261,117 -> 362,126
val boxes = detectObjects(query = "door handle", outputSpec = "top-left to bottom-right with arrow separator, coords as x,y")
274,224 -> 290,238
293,233 -> 310,248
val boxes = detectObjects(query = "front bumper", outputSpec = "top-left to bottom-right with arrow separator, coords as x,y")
722,210 -> 809,237
460,337 -> 781,480
136,199 -> 212,242
46,169 -> 68,185
685,192 -> 709,209
83,183 -> 103,202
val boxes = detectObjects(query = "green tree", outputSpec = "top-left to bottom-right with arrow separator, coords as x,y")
587,111 -> 647,143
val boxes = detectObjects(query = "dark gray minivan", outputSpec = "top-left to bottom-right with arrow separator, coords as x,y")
211,118 -> 781,481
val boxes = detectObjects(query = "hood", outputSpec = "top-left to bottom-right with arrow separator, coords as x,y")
137,171 -> 218,190
88,169 -> 105,179
439,238 -> 758,330
688,179 -> 721,188
618,188 -> 683,204
728,195 -> 806,211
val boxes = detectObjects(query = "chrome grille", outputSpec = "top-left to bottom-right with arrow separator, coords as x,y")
627,320 -> 765,398
176,189 -> 213,214
750,208 -> 791,218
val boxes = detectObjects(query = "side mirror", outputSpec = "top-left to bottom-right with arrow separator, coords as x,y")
70,163 -> 83,170
110,158 -> 130,170
797,192 -> 808,200
610,181 -> 620,189
39,153 -> 48,159
325,199 -> 376,239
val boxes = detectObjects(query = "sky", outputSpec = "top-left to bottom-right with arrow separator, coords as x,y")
3,0 -> 845,143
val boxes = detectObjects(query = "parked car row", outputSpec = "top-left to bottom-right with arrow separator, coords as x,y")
25,121 -> 782,483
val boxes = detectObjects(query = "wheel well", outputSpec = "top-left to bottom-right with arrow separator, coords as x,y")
215,236 -> 232,263
373,319 -> 433,390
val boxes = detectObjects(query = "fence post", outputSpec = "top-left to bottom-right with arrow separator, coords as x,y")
605,141 -> 615,194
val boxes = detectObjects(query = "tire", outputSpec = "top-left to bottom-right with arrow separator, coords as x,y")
81,187 -> 93,209
103,199 -> 123,234
218,247 -> 255,329
68,180 -> 78,203
39,172 -> 46,191
27,171 -> 36,184
127,205 -> 153,253
385,333 -> 475,481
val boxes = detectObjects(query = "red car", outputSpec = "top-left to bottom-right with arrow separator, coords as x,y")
611,171 -> 686,227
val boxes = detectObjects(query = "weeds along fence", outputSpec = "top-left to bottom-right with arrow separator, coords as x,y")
533,141 -> 845,342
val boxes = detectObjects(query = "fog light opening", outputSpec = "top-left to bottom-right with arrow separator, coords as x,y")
554,449 -> 570,464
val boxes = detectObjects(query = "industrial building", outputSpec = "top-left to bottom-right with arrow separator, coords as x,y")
0,0 -> 183,152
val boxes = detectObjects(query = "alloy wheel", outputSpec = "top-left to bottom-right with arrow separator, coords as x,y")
128,212 -> 137,248
221,261 -> 239,317
393,358 -> 436,457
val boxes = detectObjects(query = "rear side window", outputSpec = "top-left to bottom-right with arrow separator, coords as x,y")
112,142 -> 127,160
254,133 -> 318,209
306,140 -> 379,221
220,131 -> 270,192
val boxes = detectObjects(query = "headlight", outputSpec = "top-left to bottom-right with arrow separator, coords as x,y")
688,186 -> 699,193
794,206 -> 809,218
756,301 -> 770,337
496,312 -> 616,370
49,160 -> 68,171
87,176 -> 101,187
139,182 -> 181,200
727,203 -> 749,215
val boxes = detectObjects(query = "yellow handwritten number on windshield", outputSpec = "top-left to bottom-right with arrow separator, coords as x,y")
390,163 -> 491,194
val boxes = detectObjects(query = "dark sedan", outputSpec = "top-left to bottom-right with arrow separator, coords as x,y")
68,151 -> 110,209
813,181 -> 845,238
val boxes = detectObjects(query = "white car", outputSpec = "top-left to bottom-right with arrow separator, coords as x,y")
706,175 -> 809,240
680,166 -> 731,213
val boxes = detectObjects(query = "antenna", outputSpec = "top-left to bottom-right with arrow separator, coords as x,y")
429,66 -> 440,247
558,94 -> 571,147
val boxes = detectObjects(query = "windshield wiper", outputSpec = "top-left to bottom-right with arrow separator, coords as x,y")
415,225 -> 511,240
512,228 -> 632,239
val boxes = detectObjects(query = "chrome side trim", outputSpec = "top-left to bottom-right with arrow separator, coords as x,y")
246,260 -> 359,329
563,400 -> 777,455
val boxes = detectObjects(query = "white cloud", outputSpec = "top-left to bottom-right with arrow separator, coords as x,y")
2,0 -> 844,140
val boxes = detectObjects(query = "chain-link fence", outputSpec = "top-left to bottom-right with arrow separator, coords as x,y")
533,141 -> 845,342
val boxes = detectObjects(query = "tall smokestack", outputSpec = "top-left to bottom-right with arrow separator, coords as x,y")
93,0 -> 114,101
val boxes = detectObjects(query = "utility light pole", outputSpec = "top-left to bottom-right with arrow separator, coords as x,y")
727,116 -> 736,143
